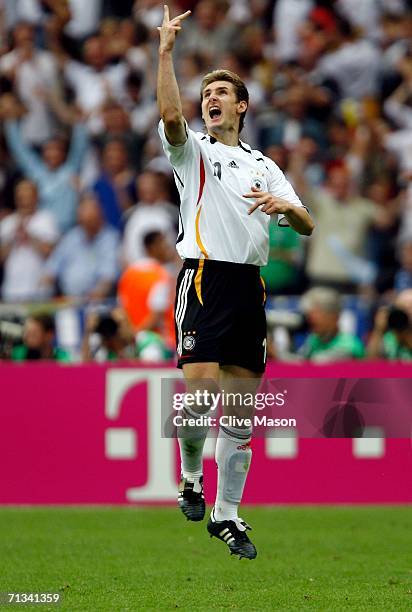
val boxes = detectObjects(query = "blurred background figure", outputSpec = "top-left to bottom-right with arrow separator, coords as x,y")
394,236 -> 412,291
122,170 -> 177,264
299,287 -> 365,362
118,230 -> 176,355
3,110 -> 88,232
10,312 -> 71,362
42,193 -> 119,300
81,307 -> 136,362
0,179 -> 59,302
367,289 -> 412,361
93,140 -> 136,231
0,21 -> 58,145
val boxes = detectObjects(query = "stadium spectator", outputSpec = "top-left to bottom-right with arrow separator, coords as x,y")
299,287 -> 365,362
0,21 -> 58,145
10,311 -> 71,361
176,0 -> 237,64
2,0 -> 412,348
394,236 -> 412,291
260,225 -> 303,295
289,150 -> 386,292
92,100 -> 145,173
258,83 -> 326,151
42,193 -> 119,299
311,12 -> 382,100
93,140 -> 136,231
64,0 -> 103,43
3,110 -> 88,232
122,71 -> 158,142
81,307 -> 135,362
122,170 -> 177,265
272,0 -> 313,62
367,289 -> 412,361
365,177 -> 401,294
118,230 -> 176,351
0,179 -> 59,302
62,34 -> 128,115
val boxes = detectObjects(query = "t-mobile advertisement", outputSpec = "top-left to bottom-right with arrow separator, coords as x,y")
0,363 -> 411,504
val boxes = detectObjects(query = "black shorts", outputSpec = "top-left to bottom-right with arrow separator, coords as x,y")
175,258 -> 267,373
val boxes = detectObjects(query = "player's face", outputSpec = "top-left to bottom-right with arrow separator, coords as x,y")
201,81 -> 247,135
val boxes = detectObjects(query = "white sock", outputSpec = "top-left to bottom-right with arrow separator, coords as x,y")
177,403 -> 210,480
214,424 -> 252,522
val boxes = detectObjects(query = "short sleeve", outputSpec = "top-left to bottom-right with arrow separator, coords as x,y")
158,119 -> 200,174
265,157 -> 307,227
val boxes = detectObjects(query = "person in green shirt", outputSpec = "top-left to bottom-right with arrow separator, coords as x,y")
260,224 -> 302,294
11,313 -> 71,362
300,287 -> 365,362
81,309 -> 173,362
367,290 -> 412,361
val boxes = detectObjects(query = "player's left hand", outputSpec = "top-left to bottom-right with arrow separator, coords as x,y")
244,187 -> 292,216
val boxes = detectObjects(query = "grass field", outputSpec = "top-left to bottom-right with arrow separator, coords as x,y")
0,506 -> 411,611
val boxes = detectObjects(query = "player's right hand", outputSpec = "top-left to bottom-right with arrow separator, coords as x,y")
158,5 -> 191,54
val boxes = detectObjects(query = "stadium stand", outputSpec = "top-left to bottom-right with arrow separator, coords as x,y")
1,0 -> 412,362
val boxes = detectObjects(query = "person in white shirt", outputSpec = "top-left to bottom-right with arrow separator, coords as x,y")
0,179 -> 59,301
64,0 -> 103,40
313,17 -> 382,100
64,35 -> 128,116
122,170 -> 177,265
157,6 -> 313,559
0,22 -> 57,145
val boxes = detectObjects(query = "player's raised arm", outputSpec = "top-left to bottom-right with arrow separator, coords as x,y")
157,5 -> 191,146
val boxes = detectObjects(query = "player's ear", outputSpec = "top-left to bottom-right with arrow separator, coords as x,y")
237,100 -> 248,114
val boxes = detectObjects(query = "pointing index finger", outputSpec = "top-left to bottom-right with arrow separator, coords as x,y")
172,10 -> 191,22
163,5 -> 170,23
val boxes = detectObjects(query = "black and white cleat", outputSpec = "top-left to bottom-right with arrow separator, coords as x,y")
178,476 -> 205,522
207,509 -> 257,560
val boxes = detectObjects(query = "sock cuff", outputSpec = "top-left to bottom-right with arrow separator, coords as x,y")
219,424 -> 252,444
182,402 -> 211,419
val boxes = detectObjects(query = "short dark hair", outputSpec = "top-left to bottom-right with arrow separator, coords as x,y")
29,313 -> 55,334
200,69 -> 249,133
143,230 -> 163,251
95,316 -> 119,339
126,71 -> 143,91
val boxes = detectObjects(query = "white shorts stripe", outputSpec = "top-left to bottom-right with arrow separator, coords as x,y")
175,269 -> 189,331
175,270 -> 190,356
178,270 -> 194,355
176,269 -> 194,356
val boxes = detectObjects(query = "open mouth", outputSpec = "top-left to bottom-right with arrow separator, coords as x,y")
209,106 -> 222,120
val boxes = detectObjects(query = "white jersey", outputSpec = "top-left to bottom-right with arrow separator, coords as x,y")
158,120 -> 305,266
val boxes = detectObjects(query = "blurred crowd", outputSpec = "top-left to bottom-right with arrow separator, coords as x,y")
1,0 -> 412,362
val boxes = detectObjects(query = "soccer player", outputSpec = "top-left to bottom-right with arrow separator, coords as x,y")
157,6 -> 314,559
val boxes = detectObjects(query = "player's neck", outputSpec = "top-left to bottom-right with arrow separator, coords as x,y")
207,128 -> 239,147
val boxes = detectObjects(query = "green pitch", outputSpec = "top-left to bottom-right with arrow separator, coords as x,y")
0,507 -> 411,611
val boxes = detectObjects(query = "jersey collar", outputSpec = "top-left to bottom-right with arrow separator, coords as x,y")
202,133 -> 252,152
